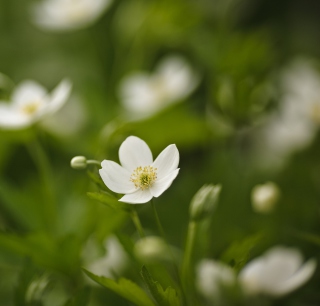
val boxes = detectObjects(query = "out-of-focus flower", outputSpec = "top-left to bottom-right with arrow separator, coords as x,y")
119,56 -> 199,118
190,184 -> 221,221
196,259 -> 236,300
251,182 -> 280,214
258,59 -> 320,168
84,236 -> 128,280
31,0 -> 113,31
239,246 -> 316,297
99,136 -> 179,204
134,236 -> 173,263
0,79 -> 71,130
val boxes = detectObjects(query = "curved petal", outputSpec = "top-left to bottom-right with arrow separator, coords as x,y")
119,136 -> 153,171
119,188 -> 153,204
150,169 -> 179,197
46,79 -> 72,114
0,104 -> 31,129
152,144 -> 179,180
99,160 -> 136,194
272,259 -> 317,296
11,80 -> 47,107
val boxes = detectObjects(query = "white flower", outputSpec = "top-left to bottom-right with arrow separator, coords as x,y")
251,182 -> 280,214
84,236 -> 128,280
239,246 -> 316,297
196,259 -> 236,299
0,79 -> 71,130
31,0 -> 113,31
99,136 -> 179,204
258,59 -> 320,168
119,56 -> 199,118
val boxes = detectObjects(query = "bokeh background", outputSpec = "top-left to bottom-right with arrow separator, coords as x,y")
1,0 -> 320,305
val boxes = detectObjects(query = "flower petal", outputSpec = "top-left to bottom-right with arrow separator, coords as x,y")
272,259 -> 317,296
150,169 -> 179,197
0,104 -> 31,129
152,144 -> 179,179
46,79 -> 72,114
119,136 -> 153,171
119,188 -> 153,204
99,160 -> 136,194
11,80 -> 47,107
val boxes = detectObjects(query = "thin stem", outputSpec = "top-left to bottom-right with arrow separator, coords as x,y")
130,208 -> 145,238
86,160 -> 101,166
26,138 -> 56,232
182,221 -> 198,291
151,199 -> 166,239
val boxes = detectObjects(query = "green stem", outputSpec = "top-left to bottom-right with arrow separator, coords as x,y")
182,221 -> 198,291
130,208 -> 145,238
26,138 -> 56,232
86,160 -> 101,166
151,199 -> 166,239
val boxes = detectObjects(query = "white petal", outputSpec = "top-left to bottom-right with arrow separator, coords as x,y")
119,136 -> 153,171
152,144 -> 179,179
46,79 -> 72,114
11,80 -> 47,107
99,160 -> 136,194
272,259 -> 317,296
150,169 -> 179,197
119,189 -> 153,204
0,104 -> 32,129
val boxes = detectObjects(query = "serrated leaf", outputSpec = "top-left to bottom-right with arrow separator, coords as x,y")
83,269 -> 155,306
140,266 -> 181,306
87,191 -> 131,212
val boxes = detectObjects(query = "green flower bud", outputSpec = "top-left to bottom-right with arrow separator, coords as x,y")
134,236 -> 171,263
70,156 -> 87,169
190,184 -> 221,221
251,182 -> 280,214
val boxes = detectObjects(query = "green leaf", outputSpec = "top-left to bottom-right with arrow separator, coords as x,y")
87,191 -> 131,212
83,269 -> 155,306
140,266 -> 181,306
221,234 -> 262,272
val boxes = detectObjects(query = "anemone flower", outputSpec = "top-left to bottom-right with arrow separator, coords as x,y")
99,136 -> 179,204
239,246 -> 316,297
0,79 -> 71,130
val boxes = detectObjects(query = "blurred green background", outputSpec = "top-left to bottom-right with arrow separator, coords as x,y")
1,0 -> 320,305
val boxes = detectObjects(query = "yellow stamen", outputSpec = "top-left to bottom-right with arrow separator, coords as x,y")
21,102 -> 40,115
130,166 -> 157,190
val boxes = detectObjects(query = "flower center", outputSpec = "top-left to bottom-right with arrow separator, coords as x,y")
21,101 -> 41,115
130,166 -> 157,190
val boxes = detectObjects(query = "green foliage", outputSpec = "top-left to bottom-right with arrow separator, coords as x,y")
140,266 -> 181,306
83,270 -> 155,306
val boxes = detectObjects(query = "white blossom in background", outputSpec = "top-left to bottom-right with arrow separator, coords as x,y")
251,182 -> 280,214
196,259 -> 236,300
119,56 -> 199,118
239,246 -> 316,297
84,236 -> 128,280
99,136 -> 180,204
0,79 -> 71,130
31,0 -> 113,31
258,59 -> 320,168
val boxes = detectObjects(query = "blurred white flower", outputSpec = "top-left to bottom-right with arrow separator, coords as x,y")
0,79 -> 71,130
239,246 -> 316,297
251,182 -> 280,214
119,56 -> 199,118
32,0 -> 113,31
196,259 -> 236,300
84,236 -> 128,279
259,59 -> 320,168
99,136 -> 179,204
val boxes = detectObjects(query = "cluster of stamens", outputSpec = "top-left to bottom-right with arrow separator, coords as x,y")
21,101 -> 40,115
130,166 -> 157,190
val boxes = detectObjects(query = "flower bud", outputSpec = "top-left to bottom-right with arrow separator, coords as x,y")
251,182 -> 280,214
134,236 -> 171,263
70,156 -> 87,169
190,184 -> 221,221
